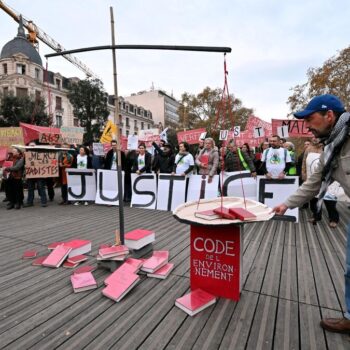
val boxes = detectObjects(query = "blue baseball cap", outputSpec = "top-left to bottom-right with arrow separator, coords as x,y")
294,94 -> 345,119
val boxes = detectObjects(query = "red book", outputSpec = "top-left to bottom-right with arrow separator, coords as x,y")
99,243 -> 112,249
102,272 -> 140,302
2,160 -> 13,168
104,262 -> 139,285
213,207 -> 236,220
175,289 -> 216,316
124,258 -> 144,272
99,245 -> 129,259
63,261 -> 79,268
125,229 -> 155,250
32,255 -> 49,266
141,251 -> 169,273
70,272 -> 97,292
96,253 -> 128,261
22,250 -> 37,259
63,239 -> 92,258
48,242 -> 64,250
73,265 -> 96,274
200,154 -> 209,166
147,263 -> 174,279
229,207 -> 257,221
194,209 -> 221,221
42,245 -> 72,268
67,255 -> 88,264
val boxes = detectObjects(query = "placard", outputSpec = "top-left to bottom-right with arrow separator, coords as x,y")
100,120 -> 117,144
156,174 -> 187,211
257,176 -> 299,222
95,169 -> 124,205
219,130 -> 229,141
191,225 -> 242,300
39,132 -> 63,145
61,126 -> 84,144
272,119 -> 313,137
127,135 -> 139,150
93,143 -> 105,156
67,169 -> 96,201
186,175 -> 219,202
277,125 -> 289,138
25,151 -> 59,179
0,127 -> 24,148
253,127 -> 265,138
177,128 -> 206,145
130,173 -> 157,209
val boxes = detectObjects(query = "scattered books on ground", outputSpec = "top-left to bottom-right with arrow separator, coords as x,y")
124,229 -> 155,250
42,245 -> 72,268
67,254 -> 88,264
70,271 -> 97,293
96,253 -> 128,261
175,289 -> 216,316
98,245 -> 129,259
141,251 -> 169,273
73,265 -> 96,274
32,255 -> 49,266
48,242 -> 64,250
63,261 -> 79,268
102,270 -> 140,302
63,239 -> 92,258
147,263 -> 174,279
124,258 -> 144,273
22,250 -> 38,259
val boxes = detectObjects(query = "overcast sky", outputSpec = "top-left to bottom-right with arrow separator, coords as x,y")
1,0 -> 350,122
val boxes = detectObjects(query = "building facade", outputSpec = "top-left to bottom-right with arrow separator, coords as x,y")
125,89 -> 180,129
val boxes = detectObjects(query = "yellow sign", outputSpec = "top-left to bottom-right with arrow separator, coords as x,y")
100,120 -> 117,144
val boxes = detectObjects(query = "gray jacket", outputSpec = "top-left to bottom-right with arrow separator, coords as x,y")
195,148 -> 219,177
285,132 -> 350,208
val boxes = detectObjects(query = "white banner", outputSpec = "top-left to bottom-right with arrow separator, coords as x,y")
95,170 -> 124,206
156,174 -> 187,211
222,171 -> 257,200
127,135 -> 139,150
186,175 -> 219,202
130,173 -> 157,209
67,169 -> 96,201
256,175 -> 299,222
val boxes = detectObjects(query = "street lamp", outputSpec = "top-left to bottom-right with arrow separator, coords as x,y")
183,101 -> 188,131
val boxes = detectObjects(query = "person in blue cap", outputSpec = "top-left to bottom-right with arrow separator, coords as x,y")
274,94 -> 350,333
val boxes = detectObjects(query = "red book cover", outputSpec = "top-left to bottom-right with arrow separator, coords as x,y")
73,265 -> 96,274
70,272 -> 97,292
104,263 -> 139,285
67,255 -> 88,264
102,272 -> 140,302
124,258 -> 144,272
63,239 -> 91,257
147,263 -> 174,279
2,160 -> 13,168
200,154 -> 209,166
175,289 -> 216,316
22,250 -> 37,259
229,207 -> 257,221
63,261 -> 79,268
99,245 -> 129,258
48,242 -> 64,250
125,229 -> 154,240
141,251 -> 169,273
42,245 -> 72,268
213,207 -> 236,220
32,255 -> 49,266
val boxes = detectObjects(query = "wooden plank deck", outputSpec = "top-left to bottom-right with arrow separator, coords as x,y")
0,191 -> 350,349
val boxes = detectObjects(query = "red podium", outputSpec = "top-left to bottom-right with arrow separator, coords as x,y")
174,197 -> 274,301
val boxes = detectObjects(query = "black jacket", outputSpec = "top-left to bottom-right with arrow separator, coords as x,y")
132,152 -> 152,173
104,149 -> 126,170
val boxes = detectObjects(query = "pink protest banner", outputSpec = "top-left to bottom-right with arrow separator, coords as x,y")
177,128 -> 206,145
272,119 -> 313,137
245,115 -> 272,137
224,130 -> 263,148
39,132 -> 63,145
20,123 -> 60,145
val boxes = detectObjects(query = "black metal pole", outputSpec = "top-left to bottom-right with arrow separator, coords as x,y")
110,7 -> 125,244
45,44 -> 231,58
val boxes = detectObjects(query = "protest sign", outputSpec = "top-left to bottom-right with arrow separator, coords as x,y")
177,128 -> 206,145
245,115 -> 272,136
156,174 -> 187,211
61,126 -> 84,144
25,151 -> 59,179
127,135 -> 139,150
186,175 -> 219,202
257,175 -> 299,222
95,170 -> 124,205
100,120 -> 117,144
272,119 -> 313,137
277,125 -> 289,138
222,171 -> 257,200
67,169 -> 96,201
39,132 -> 63,145
130,173 -> 157,209
93,143 -> 105,156
0,127 -> 24,148
219,130 -> 229,141
253,127 -> 265,138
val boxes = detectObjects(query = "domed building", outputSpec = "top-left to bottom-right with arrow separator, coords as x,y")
0,18 -> 77,127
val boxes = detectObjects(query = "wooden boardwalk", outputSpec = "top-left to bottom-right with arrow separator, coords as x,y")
0,191 -> 349,349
